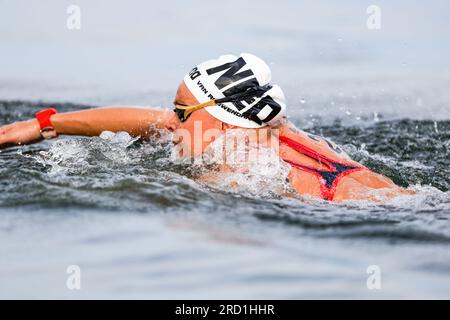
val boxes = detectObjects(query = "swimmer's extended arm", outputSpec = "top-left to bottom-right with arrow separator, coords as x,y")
0,106 -> 176,149
51,107 -> 174,136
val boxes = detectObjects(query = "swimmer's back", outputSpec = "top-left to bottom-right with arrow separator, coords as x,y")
277,123 -> 405,201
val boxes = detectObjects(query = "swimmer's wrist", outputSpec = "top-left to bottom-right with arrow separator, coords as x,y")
29,118 -> 43,140
35,108 -> 58,139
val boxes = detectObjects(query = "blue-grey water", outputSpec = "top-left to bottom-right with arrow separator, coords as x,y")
0,0 -> 449,299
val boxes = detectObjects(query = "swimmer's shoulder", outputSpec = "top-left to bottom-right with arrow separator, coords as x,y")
278,122 -> 355,163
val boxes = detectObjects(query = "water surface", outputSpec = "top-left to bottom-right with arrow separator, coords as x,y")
0,0 -> 449,299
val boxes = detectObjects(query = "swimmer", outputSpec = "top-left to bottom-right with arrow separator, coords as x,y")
0,53 -> 411,202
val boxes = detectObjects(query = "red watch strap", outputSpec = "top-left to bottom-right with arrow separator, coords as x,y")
36,108 -> 57,129
35,108 -> 58,139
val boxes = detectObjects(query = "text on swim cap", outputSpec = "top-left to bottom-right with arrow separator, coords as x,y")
190,56 -> 283,125
189,67 -> 201,80
206,57 -> 255,90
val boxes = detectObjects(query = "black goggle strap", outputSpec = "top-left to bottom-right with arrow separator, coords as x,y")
174,85 -> 272,122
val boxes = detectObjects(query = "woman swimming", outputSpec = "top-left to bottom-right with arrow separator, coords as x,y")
0,53 -> 410,201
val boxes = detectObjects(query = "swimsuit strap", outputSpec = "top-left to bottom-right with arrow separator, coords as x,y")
279,136 -> 358,169
279,135 -> 367,200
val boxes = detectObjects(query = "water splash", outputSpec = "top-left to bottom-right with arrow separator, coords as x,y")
197,129 -> 293,198
35,131 -> 141,176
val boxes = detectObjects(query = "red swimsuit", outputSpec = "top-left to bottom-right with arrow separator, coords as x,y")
280,136 -> 367,201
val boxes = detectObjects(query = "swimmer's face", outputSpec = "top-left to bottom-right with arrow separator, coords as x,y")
171,82 -> 223,158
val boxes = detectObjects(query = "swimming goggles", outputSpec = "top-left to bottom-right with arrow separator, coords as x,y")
173,85 -> 271,122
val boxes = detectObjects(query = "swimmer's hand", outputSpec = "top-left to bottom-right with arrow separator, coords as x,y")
0,119 -> 42,149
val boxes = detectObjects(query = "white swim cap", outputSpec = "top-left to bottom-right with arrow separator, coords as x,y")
183,53 -> 286,128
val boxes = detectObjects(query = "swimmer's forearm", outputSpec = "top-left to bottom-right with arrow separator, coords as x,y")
52,107 -> 173,137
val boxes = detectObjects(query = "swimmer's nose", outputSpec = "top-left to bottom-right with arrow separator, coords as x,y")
165,113 -> 181,132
